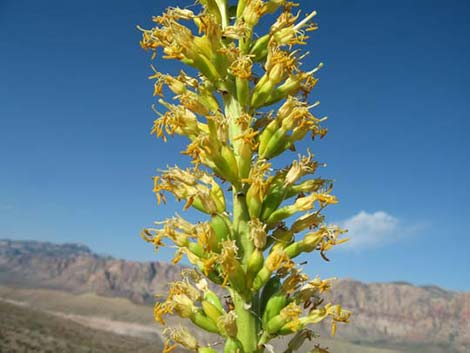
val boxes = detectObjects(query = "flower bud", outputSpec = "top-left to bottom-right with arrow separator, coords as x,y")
262,292 -> 288,325
202,300 -> 224,323
249,34 -> 269,61
258,119 -> 280,159
191,310 -> 220,333
246,249 -> 264,289
286,179 -> 328,198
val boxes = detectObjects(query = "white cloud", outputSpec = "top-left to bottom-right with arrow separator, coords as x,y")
340,210 -> 409,249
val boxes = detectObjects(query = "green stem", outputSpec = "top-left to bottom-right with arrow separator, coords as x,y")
225,94 -> 254,265
225,93 -> 260,352
231,289 -> 260,353
233,189 -> 253,266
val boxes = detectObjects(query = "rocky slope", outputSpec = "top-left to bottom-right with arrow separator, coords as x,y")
0,239 -> 468,352
0,299 -> 162,353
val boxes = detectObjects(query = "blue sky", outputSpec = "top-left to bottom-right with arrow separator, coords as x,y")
0,0 -> 468,291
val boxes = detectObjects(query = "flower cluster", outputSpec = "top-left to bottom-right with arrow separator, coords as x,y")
140,1 -> 351,353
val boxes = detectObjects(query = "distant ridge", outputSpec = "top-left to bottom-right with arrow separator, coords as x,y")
0,238 -> 179,304
0,239 -> 468,353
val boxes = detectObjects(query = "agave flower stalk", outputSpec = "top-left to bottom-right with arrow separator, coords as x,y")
139,1 -> 351,353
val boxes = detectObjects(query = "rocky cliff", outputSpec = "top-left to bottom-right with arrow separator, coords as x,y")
326,279 -> 469,352
0,239 -> 179,304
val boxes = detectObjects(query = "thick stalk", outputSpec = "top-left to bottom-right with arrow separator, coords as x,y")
225,94 -> 254,264
232,188 -> 253,266
225,94 -> 259,353
230,289 -> 260,353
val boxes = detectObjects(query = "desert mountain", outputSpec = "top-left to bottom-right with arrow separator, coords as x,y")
0,239 -> 468,353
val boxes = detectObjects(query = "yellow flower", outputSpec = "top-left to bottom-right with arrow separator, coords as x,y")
140,228 -> 165,252
202,254 -> 219,276
281,268 -> 308,293
292,193 -> 319,212
326,304 -> 352,336
217,311 -> 238,337
178,92 -> 211,116
164,327 -> 199,351
284,150 -> 317,187
317,226 -> 349,255
276,96 -> 319,131
266,47 -> 297,84
152,100 -> 201,140
315,193 -> 338,207
153,166 -> 224,214
163,339 -> 178,353
171,294 -> 196,318
154,301 -> 174,325
271,11 -> 318,47
230,54 -> 254,79
280,302 -> 303,331
287,329 -> 315,352
265,247 -> 292,272
172,248 -> 184,264
242,0 -> 267,26
249,218 -> 267,249
196,222 -> 218,252
218,240 -> 239,273
290,212 -> 324,233
169,280 -> 201,302
223,23 -> 250,40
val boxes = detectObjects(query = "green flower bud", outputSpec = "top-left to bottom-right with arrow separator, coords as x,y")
249,34 -> 269,61
258,119 -> 280,159
260,275 -> 281,312
210,214 -> 231,245
191,310 -> 220,333
246,249 -> 264,289
262,292 -> 288,325
202,300 -> 224,323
